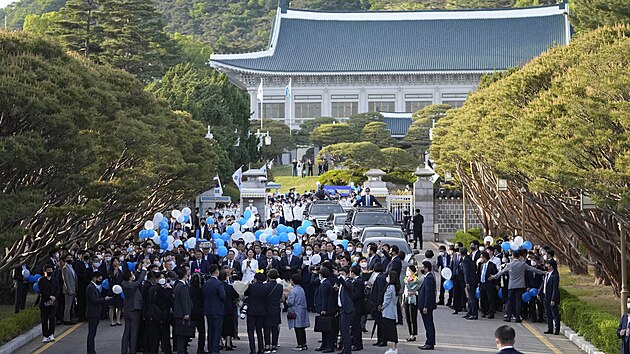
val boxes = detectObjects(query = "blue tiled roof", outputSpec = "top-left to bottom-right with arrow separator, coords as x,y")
384,117 -> 413,137
211,7 -> 568,74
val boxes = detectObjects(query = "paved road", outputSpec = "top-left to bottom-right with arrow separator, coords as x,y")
15,242 -> 583,354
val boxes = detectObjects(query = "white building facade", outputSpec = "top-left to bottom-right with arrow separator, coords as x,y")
210,2 -> 570,131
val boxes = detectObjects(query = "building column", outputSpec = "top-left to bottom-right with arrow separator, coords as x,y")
249,89 -> 258,119
414,166 -> 435,242
322,89 -> 331,117
396,88 -> 405,112
359,89 -> 368,113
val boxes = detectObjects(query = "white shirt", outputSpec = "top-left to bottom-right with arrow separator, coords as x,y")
241,259 -> 258,283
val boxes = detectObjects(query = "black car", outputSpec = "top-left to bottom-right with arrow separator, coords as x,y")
304,200 -> 345,231
343,207 -> 396,240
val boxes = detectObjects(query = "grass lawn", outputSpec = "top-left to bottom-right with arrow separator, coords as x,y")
0,293 -> 37,321
270,165 -> 293,177
274,175 -> 320,194
559,265 -> 619,317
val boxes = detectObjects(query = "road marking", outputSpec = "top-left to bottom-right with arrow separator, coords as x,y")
425,342 -> 550,353
521,321 -> 563,354
32,322 -> 83,354
430,241 -> 442,249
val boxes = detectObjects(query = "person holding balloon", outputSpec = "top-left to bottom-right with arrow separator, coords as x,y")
13,263 -> 31,314
108,257 -> 124,326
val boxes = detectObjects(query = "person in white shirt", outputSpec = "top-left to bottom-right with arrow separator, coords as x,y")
241,250 -> 259,283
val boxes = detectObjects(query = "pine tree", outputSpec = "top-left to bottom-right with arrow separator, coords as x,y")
55,0 -> 102,58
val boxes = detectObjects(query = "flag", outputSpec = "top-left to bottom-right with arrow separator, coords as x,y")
260,164 -> 267,179
232,166 -> 243,191
284,78 -> 292,99
213,174 -> 223,195
256,78 -> 264,102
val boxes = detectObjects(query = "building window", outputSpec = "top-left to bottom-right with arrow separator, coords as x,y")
294,102 -> 322,118
262,102 -> 285,118
406,101 -> 432,112
331,101 -> 358,118
358,76 -> 367,85
442,100 -> 464,108
368,101 -> 395,112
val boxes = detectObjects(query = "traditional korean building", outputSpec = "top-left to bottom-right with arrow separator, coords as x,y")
210,1 -> 570,131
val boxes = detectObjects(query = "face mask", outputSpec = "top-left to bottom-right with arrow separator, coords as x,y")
356,247 -> 362,253
118,256 -> 124,262
95,279 -> 103,285
360,262 -> 367,269
439,252 -> 445,256
285,250 -> 292,255
479,246 -> 485,252
105,257 -> 111,262
54,253 -> 60,258
153,261 -> 160,266
627,303 -> 630,310
280,245 -> 285,250
347,247 -> 353,252
470,246 -> 476,251
158,278 -> 166,285
420,269 -> 427,275
406,270 -> 412,277
84,256 -> 90,261
147,248 -> 153,254
531,261 -> 537,267
92,261 -> 100,267
385,276 -> 390,283
168,280 -> 175,286
306,250 -> 313,256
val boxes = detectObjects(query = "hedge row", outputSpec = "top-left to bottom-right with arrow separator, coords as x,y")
559,288 -> 620,354
0,307 -> 40,344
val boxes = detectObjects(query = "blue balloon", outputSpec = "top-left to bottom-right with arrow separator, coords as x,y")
215,239 -> 225,247
183,215 -> 189,223
341,240 -> 349,250
239,218 -> 246,225
160,234 -> 168,242
279,233 -> 289,243
222,233 -> 231,242
443,279 -> 453,291
146,229 -> 155,238
522,292 -> 532,303
34,274 -> 41,281
244,210 -> 252,220
33,283 -> 39,293
522,241 -> 533,250
277,224 -> 286,234
286,227 -> 295,234
160,229 -> 169,237
127,262 -> 134,270
475,287 -> 481,299
356,195 -> 361,200
529,288 -> 539,297
255,230 -> 263,239
27,275 -> 36,283
207,217 -> 214,225
498,288 -> 503,299
120,291 -> 125,300
102,279 -> 109,290
139,230 -> 147,239
301,220 -> 311,228
217,246 -> 228,257
160,220 -> 168,230
212,232 -> 220,240
293,244 -> 303,256
501,242 -> 511,251
226,226 -> 234,234
160,241 -> 168,250
296,226 -> 307,235
269,235 -> 280,245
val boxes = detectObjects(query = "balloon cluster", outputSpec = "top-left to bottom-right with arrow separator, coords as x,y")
499,236 -> 533,252
138,208 -> 198,252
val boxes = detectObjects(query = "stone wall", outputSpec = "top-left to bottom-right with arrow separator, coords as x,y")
435,197 -> 483,240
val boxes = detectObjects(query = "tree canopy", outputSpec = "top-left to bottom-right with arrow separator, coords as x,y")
318,142 -> 383,169
292,116 -> 337,146
361,121 -> 395,148
310,123 -> 357,146
251,119 -> 295,161
347,112 -> 384,135
403,104 -> 451,156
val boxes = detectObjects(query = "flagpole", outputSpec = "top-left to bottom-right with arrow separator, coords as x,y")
289,78 -> 293,136
260,78 -> 264,131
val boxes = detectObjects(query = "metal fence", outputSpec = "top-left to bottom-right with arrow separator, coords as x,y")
386,194 -> 414,223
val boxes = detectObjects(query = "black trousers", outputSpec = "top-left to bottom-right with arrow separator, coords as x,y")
404,302 -> 418,335
339,312 -> 353,353
15,281 -> 28,314
351,311 -> 362,347
452,275 -> 464,311
412,231 -> 422,249
438,276 -> 452,304
295,327 -> 307,346
191,313 -> 206,353
263,325 -> 279,347
247,315 -> 264,354
529,296 -> 545,321
76,282 -> 87,321
480,282 -> 496,315
40,305 -> 56,337
147,320 -> 172,354
87,317 -> 99,354
507,288 -> 526,321
420,310 -> 435,346
373,310 -> 384,344
466,285 -> 479,317
544,300 -> 560,332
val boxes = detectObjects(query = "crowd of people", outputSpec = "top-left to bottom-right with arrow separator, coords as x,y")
12,189 -> 567,354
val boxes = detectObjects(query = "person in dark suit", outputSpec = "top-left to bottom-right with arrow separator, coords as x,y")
417,261 -> 436,350
189,273 -> 207,354
402,210 -> 412,242
479,252 -> 498,319
541,259 -> 561,335
366,245 -> 381,271
221,250 -> 242,281
173,267 -> 193,354
191,250 -> 209,274
203,264 -> 226,354
75,251 -> 92,322
259,250 -> 280,273
371,263 -> 388,347
220,270 -> 239,351
336,267 -> 355,354
280,245 -> 303,280
320,243 -> 336,264
13,263 -> 31,314
315,267 -> 336,353
617,297 -> 630,354
86,271 -> 112,354
263,269 -> 284,352
469,241 -> 481,264
494,325 -> 524,354
353,188 -> 382,207
436,246 -> 451,306
461,248 -> 479,320
385,246 -> 402,276
39,264 -> 60,343
412,209 -> 424,249
349,266 -> 365,351
450,247 -> 465,314
121,268 -> 146,354
245,272 -> 269,354
196,218 -> 212,240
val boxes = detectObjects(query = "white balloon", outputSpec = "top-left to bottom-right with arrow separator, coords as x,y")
246,232 -> 256,244
144,220 -> 154,230
231,233 -> 242,241
333,240 -> 342,246
176,214 -> 185,223
167,236 -> 174,244
288,232 -> 296,243
167,243 -> 174,251
510,242 -> 519,251
514,236 -> 524,246
187,238 -> 197,249
310,254 -> 321,265
484,236 -> 493,244
171,210 -> 181,218
112,285 -> 123,295
22,269 -> 30,278
246,220 -> 255,228
326,230 -> 336,241
306,226 -> 316,235
441,268 -> 452,280
260,234 -> 267,243
154,212 -> 164,223
152,235 -> 161,244
174,240 -> 183,247
182,207 -> 192,216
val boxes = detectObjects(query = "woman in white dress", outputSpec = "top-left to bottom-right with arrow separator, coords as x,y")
297,162 -> 303,179
241,249 -> 258,283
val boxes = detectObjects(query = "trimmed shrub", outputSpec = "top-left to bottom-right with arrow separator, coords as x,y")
559,288 -> 620,353
0,307 -> 40,344
318,170 -> 366,186
383,171 -> 415,186
452,231 -> 479,247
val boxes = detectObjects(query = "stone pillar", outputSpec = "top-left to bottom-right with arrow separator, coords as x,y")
414,166 -> 435,242
363,169 -> 388,199
240,168 -> 268,218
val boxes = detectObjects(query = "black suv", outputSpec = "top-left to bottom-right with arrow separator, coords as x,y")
304,200 -> 345,231
343,207 -> 397,240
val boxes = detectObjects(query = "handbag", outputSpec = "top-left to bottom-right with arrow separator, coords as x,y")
173,319 -> 196,337
287,312 -> 297,320
314,315 -> 333,332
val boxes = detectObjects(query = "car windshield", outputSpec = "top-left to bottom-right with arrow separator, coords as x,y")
354,213 -> 395,226
364,239 -> 411,255
333,216 -> 346,225
311,204 -> 344,215
363,230 -> 403,238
